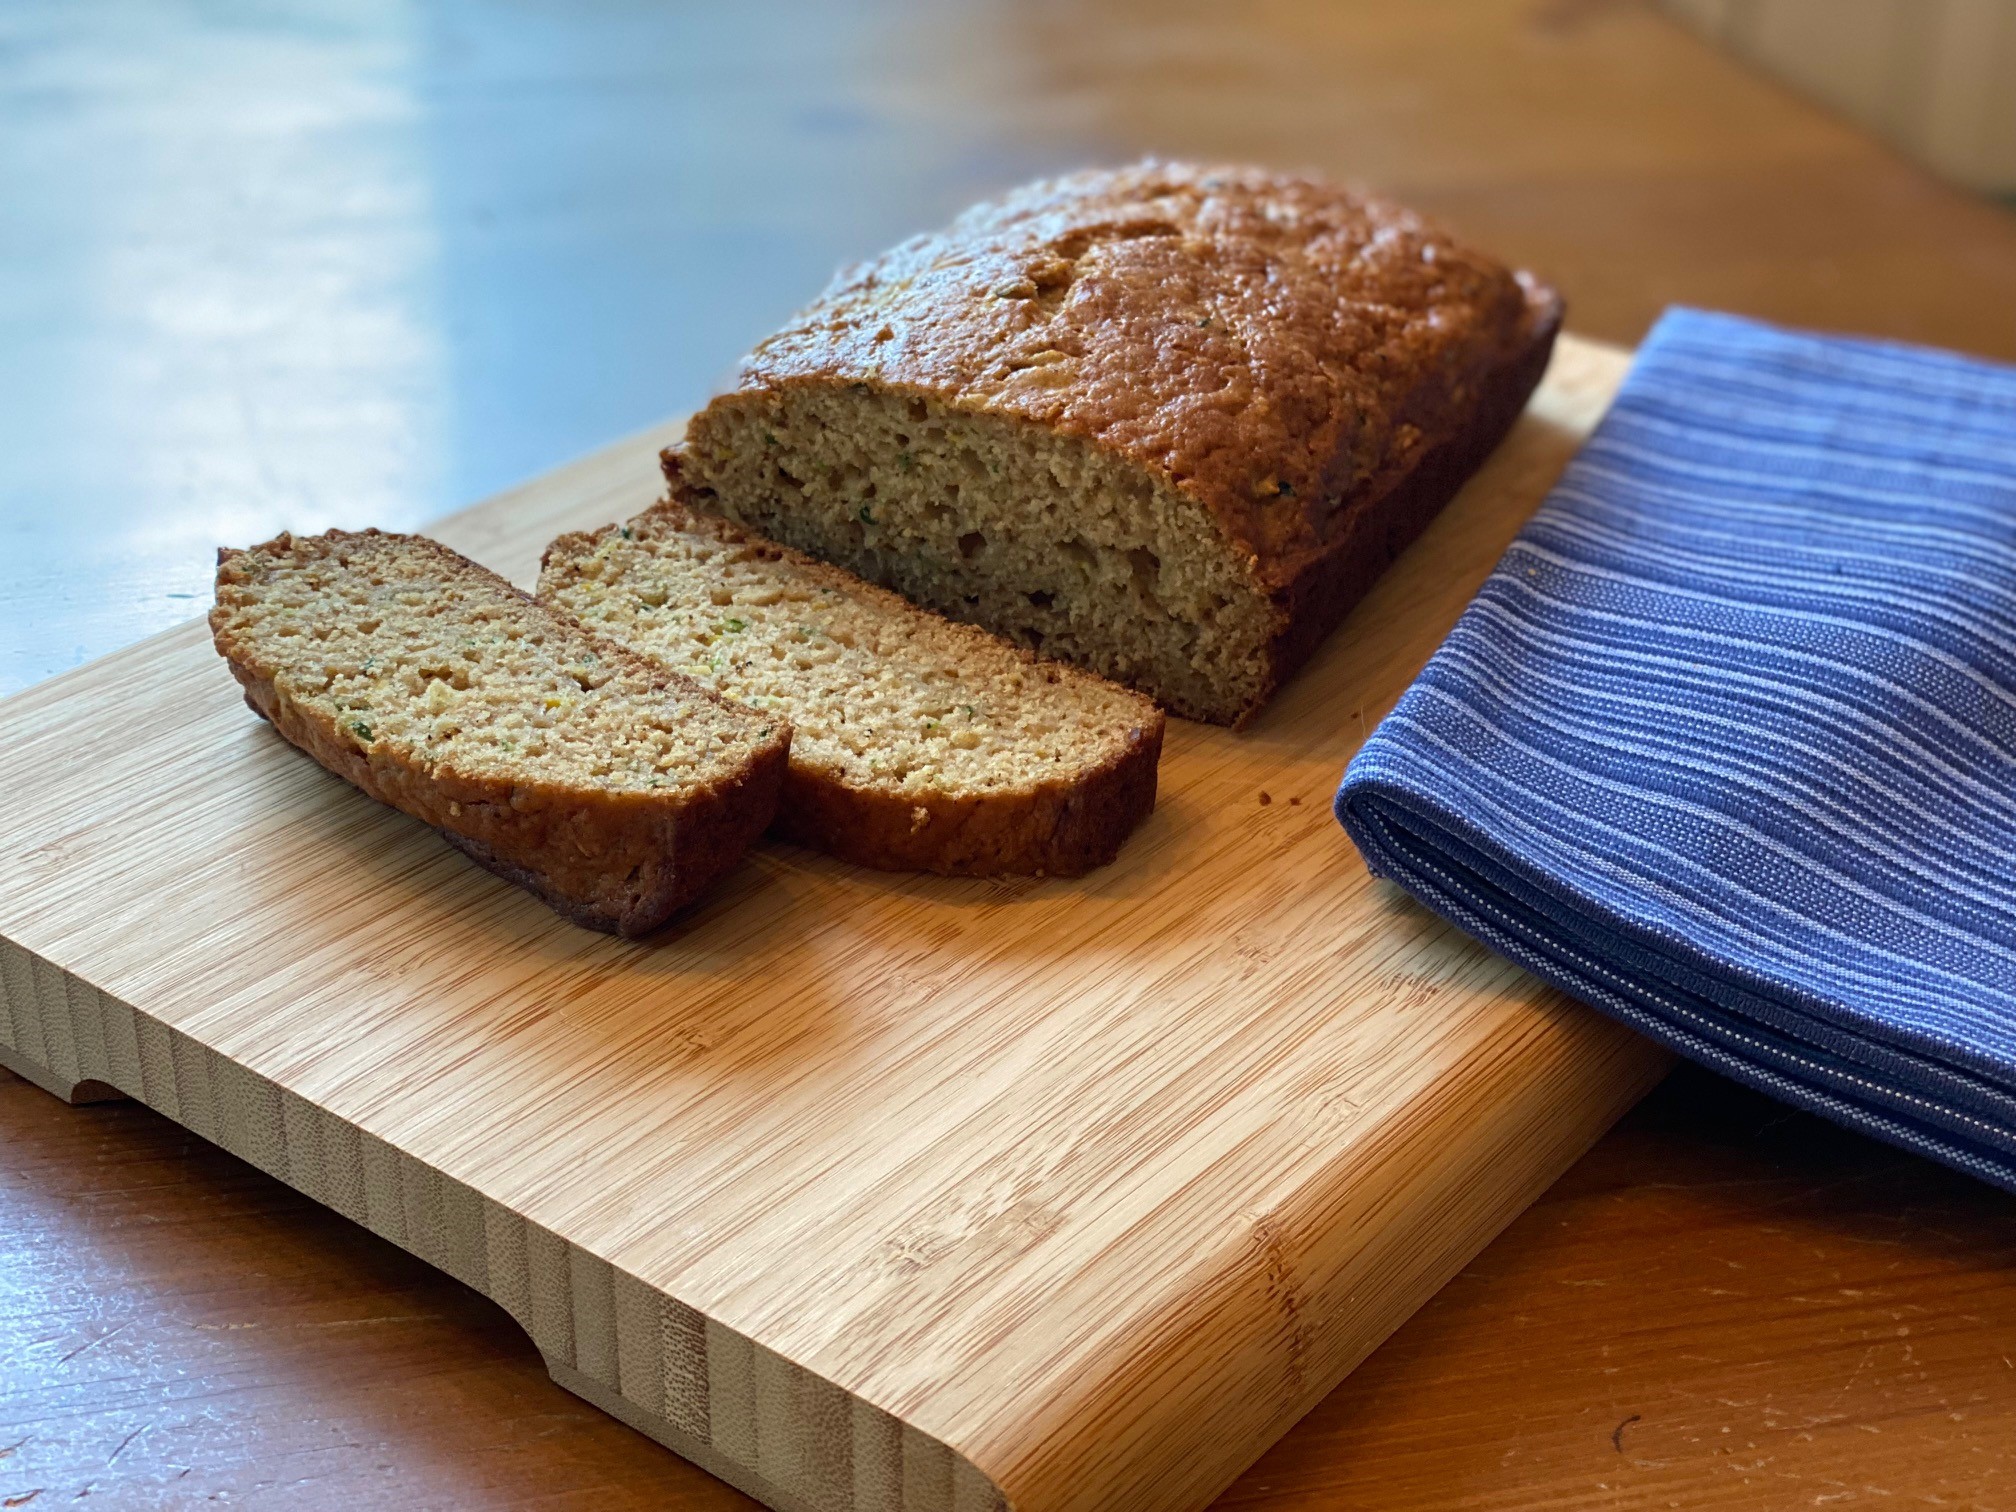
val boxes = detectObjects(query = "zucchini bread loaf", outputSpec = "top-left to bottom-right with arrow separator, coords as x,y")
540,503 -> 1163,877
662,159 -> 1562,725
211,529 -> 789,935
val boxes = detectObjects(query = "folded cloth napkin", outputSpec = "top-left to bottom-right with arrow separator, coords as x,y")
1337,307 -> 2016,1192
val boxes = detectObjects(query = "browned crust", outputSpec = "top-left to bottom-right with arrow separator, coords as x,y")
212,529 -> 789,937
543,507 -> 1165,878
1241,278 -> 1563,726
661,160 -> 1561,726
769,706 -> 1162,878
437,746 -> 784,932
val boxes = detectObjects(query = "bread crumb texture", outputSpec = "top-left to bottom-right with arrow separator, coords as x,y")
211,529 -> 774,799
540,506 -> 1160,805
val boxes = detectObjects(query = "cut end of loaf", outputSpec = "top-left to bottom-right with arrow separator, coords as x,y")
660,160 -> 1564,726
664,392 -> 1275,725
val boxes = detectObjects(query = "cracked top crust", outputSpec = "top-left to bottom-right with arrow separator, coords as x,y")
733,159 -> 1559,588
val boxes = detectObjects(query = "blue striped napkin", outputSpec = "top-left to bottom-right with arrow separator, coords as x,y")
1337,308 -> 2016,1192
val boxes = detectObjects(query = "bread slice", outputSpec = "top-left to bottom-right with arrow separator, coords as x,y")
210,529 -> 790,935
662,160 -> 1560,725
538,504 -> 1164,876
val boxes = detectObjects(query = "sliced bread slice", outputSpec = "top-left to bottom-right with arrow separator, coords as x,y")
210,528 -> 790,935
538,503 -> 1164,876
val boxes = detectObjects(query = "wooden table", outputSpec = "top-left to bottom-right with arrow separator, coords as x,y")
7,1 -> 2016,1506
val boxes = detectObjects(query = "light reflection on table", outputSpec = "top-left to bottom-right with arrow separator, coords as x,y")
0,0 -> 1085,696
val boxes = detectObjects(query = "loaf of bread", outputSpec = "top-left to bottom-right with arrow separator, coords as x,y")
663,159 -> 1561,725
210,529 -> 789,935
539,504 -> 1163,876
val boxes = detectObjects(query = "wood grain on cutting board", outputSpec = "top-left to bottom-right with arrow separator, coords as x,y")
0,336 -> 1669,1512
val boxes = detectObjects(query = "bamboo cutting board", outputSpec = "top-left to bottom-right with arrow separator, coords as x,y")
0,335 -> 1667,1512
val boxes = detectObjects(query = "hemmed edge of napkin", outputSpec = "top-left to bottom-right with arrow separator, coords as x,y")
1338,777 -> 2016,1195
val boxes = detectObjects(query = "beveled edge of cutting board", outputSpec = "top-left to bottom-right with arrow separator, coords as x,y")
0,930 -> 1668,1512
0,934 -> 1002,1512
